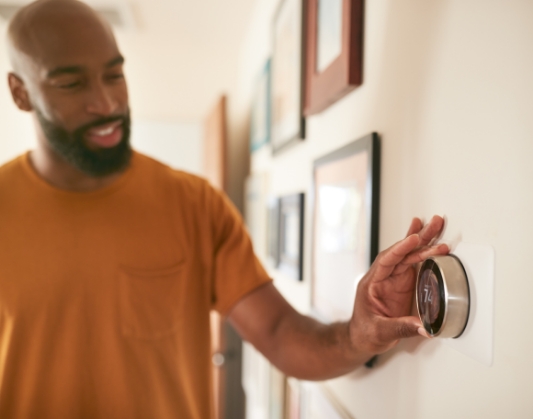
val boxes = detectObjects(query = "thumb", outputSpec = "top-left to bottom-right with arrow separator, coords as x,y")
377,316 -> 425,342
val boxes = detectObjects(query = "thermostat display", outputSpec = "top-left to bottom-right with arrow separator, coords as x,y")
416,256 -> 470,338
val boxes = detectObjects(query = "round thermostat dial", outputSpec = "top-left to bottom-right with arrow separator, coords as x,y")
416,255 -> 470,338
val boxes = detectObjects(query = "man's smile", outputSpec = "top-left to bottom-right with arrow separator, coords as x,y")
85,120 -> 123,148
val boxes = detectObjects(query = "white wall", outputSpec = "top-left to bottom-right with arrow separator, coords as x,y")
131,120 -> 203,174
233,0 -> 533,418
0,26 -> 36,165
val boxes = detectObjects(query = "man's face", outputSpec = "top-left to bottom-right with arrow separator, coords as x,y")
36,107 -> 131,177
14,10 -> 132,176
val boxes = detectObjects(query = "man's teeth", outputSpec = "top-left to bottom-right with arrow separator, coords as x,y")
94,126 -> 115,136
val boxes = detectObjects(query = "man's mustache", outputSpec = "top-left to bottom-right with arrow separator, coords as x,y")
74,115 -> 129,138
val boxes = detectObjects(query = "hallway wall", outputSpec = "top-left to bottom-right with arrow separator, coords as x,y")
230,1 -> 533,418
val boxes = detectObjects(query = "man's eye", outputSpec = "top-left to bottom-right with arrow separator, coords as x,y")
106,73 -> 124,81
58,81 -> 82,89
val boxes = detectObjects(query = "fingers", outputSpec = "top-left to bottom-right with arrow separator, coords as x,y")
402,243 -> 449,265
377,316 -> 422,342
391,243 -> 449,275
377,234 -> 420,269
372,235 -> 420,280
405,217 -> 423,237
417,215 -> 445,247
372,215 -> 447,280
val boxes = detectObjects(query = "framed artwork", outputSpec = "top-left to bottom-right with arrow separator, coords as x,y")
269,365 -> 286,419
250,59 -> 272,152
245,173 -> 269,259
266,197 -> 281,268
271,0 -> 306,154
311,133 -> 380,322
285,378 -> 301,419
242,343 -> 272,419
279,193 -> 305,281
304,0 -> 364,115
302,383 -> 353,419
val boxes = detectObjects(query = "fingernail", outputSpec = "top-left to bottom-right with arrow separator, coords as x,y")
418,327 -> 430,338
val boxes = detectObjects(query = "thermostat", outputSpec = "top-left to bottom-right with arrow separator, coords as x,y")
416,255 -> 470,338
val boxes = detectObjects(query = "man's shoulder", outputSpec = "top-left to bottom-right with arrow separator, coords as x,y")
0,154 -> 27,183
133,152 -> 213,198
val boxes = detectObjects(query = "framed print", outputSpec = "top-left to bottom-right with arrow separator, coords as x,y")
302,383 -> 353,419
304,0 -> 364,115
245,173 -> 269,259
242,343 -> 271,419
271,0 -> 306,154
269,365 -> 286,419
250,59 -> 272,152
311,133 -> 380,321
266,197 -> 281,268
285,378 -> 301,419
279,193 -> 305,281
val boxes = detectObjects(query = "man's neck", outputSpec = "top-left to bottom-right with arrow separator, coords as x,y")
28,146 -> 125,192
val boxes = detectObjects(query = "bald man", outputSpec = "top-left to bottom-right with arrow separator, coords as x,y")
1,0 -> 448,418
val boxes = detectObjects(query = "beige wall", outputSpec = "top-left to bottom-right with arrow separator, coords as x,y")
233,0 -> 533,418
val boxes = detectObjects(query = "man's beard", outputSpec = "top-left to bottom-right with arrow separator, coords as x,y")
35,109 -> 132,177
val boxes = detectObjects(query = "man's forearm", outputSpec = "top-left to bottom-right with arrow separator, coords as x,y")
262,311 -> 372,380
229,283 -> 374,380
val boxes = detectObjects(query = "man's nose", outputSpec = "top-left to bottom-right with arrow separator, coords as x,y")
85,82 -> 118,116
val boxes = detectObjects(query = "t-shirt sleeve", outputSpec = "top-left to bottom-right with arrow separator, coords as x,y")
206,184 -> 272,316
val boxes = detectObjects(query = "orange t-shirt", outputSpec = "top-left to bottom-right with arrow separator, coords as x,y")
0,152 -> 271,418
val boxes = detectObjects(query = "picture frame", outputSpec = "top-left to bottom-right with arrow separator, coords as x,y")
244,173 -> 269,259
304,0 -> 364,115
269,365 -> 286,419
302,383 -> 353,419
250,59 -> 272,153
271,0 -> 306,154
278,193 -> 305,281
266,197 -> 281,268
311,133 -> 380,322
285,378 -> 302,419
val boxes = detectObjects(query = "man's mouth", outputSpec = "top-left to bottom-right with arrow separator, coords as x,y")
84,120 -> 124,148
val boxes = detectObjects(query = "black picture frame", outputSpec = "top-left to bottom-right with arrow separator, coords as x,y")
266,197 -> 281,268
271,0 -> 306,155
311,132 -> 380,321
278,193 -> 305,281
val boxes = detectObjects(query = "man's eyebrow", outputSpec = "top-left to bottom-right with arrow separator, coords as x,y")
106,55 -> 125,68
46,56 -> 124,78
46,65 -> 84,78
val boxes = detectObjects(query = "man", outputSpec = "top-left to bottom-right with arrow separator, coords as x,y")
2,0 -> 448,417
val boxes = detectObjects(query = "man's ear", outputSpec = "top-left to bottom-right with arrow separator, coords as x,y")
7,72 -> 33,112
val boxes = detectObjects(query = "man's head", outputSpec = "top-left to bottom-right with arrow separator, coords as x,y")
7,0 -> 131,177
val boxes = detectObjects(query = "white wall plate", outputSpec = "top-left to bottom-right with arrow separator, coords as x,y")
443,242 -> 495,366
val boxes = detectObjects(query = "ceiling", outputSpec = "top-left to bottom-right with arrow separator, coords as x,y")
0,0 -> 258,122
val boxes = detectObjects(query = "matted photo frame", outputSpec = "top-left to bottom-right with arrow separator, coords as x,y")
278,193 -> 305,281
304,0 -> 364,115
285,378 -> 302,419
311,133 -> 380,322
244,173 -> 269,259
271,0 -> 306,154
250,59 -> 272,153
266,196 -> 281,268
269,365 -> 286,419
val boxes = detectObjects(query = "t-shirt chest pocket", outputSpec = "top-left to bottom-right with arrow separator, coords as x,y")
118,262 -> 186,339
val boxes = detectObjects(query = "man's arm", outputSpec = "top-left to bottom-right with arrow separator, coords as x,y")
228,216 -> 448,380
